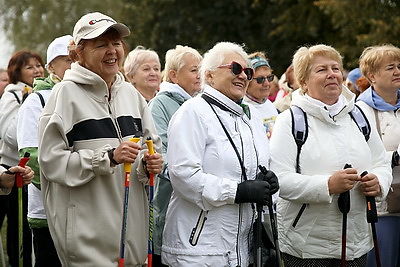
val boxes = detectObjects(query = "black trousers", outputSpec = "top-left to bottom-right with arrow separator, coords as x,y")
7,185 -> 32,267
32,227 -> 61,267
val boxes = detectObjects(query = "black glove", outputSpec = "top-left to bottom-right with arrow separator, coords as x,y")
235,180 -> 271,205
258,165 -> 279,195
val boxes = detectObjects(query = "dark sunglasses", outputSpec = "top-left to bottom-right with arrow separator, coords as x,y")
254,75 -> 274,84
217,61 -> 254,81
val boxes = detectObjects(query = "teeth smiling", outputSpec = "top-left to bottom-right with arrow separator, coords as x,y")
105,59 -> 116,63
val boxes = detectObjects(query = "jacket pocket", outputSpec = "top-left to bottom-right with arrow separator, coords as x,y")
292,203 -> 307,228
66,206 -> 76,257
189,210 -> 208,246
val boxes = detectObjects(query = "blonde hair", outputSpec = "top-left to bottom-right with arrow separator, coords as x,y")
164,45 -> 202,82
293,44 -> 343,93
359,44 -> 400,83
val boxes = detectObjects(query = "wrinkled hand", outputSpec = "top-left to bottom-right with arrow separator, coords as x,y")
143,152 -> 163,174
328,167 -> 358,195
0,166 -> 34,188
112,141 -> 141,165
359,172 -> 381,197
235,179 -> 271,205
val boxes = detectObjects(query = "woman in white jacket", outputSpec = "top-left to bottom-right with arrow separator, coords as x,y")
270,44 -> 392,266
162,42 -> 279,267
357,44 -> 400,267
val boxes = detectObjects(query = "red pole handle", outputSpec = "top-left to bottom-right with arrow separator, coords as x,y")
16,152 -> 30,188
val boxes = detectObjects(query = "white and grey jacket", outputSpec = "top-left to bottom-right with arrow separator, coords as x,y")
38,62 -> 161,267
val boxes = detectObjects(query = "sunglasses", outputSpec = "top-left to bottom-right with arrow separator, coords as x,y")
254,75 -> 274,84
217,61 -> 254,81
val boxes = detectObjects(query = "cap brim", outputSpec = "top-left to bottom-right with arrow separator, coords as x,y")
83,23 -> 131,41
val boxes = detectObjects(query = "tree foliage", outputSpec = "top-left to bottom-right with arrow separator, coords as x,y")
1,0 -> 399,75
0,0 -> 124,63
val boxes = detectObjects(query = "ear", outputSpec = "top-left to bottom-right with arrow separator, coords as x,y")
205,70 -> 213,84
47,64 -> 55,74
367,72 -> 376,84
169,70 -> 178,83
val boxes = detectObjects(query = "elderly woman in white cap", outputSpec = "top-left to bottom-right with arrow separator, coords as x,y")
37,12 -> 163,266
17,34 -> 72,267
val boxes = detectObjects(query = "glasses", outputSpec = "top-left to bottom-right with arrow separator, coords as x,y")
254,75 -> 274,84
217,61 -> 254,81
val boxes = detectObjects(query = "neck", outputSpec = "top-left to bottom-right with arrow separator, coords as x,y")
374,86 -> 398,105
137,87 -> 157,101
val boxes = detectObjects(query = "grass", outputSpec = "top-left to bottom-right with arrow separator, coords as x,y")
0,218 -> 8,267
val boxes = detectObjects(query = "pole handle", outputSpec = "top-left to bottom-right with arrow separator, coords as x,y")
16,152 -> 30,188
124,138 -> 140,173
145,138 -> 155,155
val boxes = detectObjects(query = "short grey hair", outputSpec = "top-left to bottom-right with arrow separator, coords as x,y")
123,45 -> 160,81
200,42 -> 250,88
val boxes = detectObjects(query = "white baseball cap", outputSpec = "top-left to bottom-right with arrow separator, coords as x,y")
46,35 -> 73,67
72,12 -> 130,45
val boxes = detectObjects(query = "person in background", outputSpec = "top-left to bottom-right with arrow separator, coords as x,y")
274,63 -> 300,112
17,34 -> 73,267
270,44 -> 392,266
0,68 -> 9,228
124,46 -> 162,102
0,165 -> 34,195
0,50 -> 44,267
148,44 -> 202,266
243,51 -> 278,139
0,68 -> 8,97
268,75 -> 280,102
37,12 -> 162,266
357,44 -> 400,267
356,75 -> 370,96
162,41 -> 278,266
346,67 -> 362,98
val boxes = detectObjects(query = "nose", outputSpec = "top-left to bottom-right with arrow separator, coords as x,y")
33,65 -> 43,74
238,70 -> 249,80
106,43 -> 117,54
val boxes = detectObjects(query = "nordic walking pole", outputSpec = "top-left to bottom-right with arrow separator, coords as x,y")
259,165 -> 282,267
118,138 -> 140,267
255,200 -> 263,267
16,152 -> 30,267
361,171 -> 381,267
145,137 -> 155,267
338,163 -> 352,267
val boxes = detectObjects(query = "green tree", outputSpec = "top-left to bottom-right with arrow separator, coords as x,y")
1,0 -> 399,75
0,0 -> 124,62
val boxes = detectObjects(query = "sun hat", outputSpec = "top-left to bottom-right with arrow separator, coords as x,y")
72,12 -> 130,45
46,35 -> 72,67
249,56 -> 271,70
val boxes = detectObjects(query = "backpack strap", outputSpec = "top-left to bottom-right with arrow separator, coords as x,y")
9,90 -> 21,105
290,105 -> 308,174
35,92 -> 45,108
350,104 -> 371,142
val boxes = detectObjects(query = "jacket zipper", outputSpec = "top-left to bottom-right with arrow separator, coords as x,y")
107,97 -> 123,141
189,210 -> 208,246
292,203 -> 307,228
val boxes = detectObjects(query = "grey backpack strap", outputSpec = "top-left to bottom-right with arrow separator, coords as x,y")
350,105 -> 371,142
290,105 -> 308,174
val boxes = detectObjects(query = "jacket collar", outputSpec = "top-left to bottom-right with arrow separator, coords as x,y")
202,85 -> 245,118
